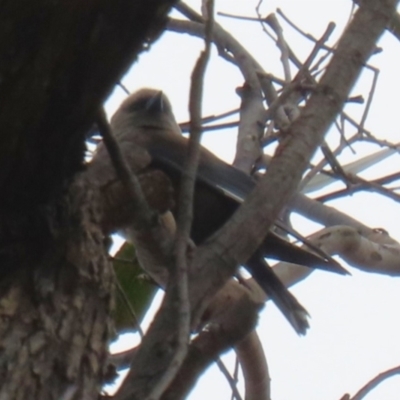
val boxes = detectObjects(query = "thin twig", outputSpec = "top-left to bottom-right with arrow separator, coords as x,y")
299,131 -> 358,192
265,14 -> 291,82
316,172 -> 400,203
350,365 -> 400,400
299,22 -> 336,75
179,107 -> 240,130
117,82 -> 130,95
179,107 -> 240,133
255,1 -> 276,42
361,135 -> 400,150
217,11 -> 263,23
230,356 -> 241,400
342,111 -> 373,136
276,8 -> 333,52
216,358 -> 243,400
172,4 -> 278,130
320,142 -> 348,180
262,14 -> 304,71
144,2 -> 214,399
358,65 -> 380,131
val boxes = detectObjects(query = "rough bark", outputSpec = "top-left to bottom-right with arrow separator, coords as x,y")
0,178 -> 113,400
0,1 -> 176,399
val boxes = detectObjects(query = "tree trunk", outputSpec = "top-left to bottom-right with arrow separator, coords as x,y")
0,1 -> 176,399
0,178 -> 113,400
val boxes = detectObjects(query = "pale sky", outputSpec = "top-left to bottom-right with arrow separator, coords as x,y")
106,1 -> 400,399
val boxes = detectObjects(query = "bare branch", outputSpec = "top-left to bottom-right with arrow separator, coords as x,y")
216,359 -> 243,400
350,365 -> 400,400
236,332 -> 271,400
199,0 -> 397,281
145,2 -> 215,399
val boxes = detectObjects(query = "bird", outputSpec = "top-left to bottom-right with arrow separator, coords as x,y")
104,88 -> 347,334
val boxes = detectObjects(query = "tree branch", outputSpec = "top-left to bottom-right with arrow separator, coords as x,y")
189,0 -> 398,317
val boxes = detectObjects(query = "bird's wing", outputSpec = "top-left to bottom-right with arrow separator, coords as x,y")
144,128 -> 255,199
143,129 -> 347,275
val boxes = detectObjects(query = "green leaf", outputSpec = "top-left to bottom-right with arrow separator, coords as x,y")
112,242 -> 158,334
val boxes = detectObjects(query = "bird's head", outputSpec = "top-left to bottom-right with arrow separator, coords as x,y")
111,88 -> 181,135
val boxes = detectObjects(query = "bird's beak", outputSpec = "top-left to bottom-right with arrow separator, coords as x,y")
145,91 -> 164,113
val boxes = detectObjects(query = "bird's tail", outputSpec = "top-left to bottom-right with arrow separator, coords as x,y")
246,249 -> 309,335
259,232 -> 348,275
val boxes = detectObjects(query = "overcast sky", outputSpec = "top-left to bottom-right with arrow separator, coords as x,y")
106,1 -> 400,399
